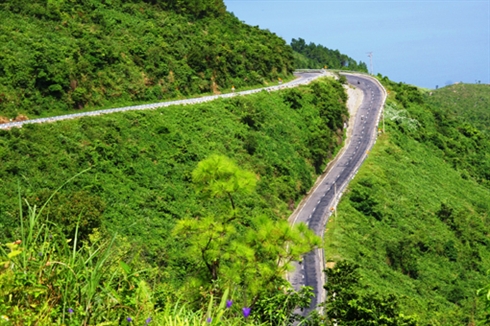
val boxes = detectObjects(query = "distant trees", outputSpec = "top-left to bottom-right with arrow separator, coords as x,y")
291,37 -> 368,72
143,0 -> 227,17
0,0 -> 227,17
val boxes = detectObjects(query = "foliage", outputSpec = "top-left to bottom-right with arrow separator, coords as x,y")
0,77 -> 348,322
146,0 -> 227,18
192,154 -> 257,212
477,271 -> 490,325
253,286 -> 314,325
381,77 -> 490,189
323,261 -> 417,325
291,38 -> 368,72
0,0 -> 294,119
425,83 -> 490,135
173,155 -> 321,303
323,77 -> 490,324
0,194 -> 295,324
0,187 -> 159,324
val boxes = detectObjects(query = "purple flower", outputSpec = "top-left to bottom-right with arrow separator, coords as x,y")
226,300 -> 233,309
145,317 -> 152,324
242,307 -> 251,318
67,308 -> 74,314
126,317 -> 133,322
206,317 -> 212,323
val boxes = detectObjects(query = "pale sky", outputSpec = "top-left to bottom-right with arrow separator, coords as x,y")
224,0 -> 490,88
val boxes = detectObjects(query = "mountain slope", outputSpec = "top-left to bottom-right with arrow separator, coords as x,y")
0,0 -> 293,118
324,80 -> 490,324
426,83 -> 490,135
0,76 -> 348,290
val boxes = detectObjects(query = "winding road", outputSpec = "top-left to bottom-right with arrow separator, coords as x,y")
288,73 -> 387,315
1,69 -> 387,317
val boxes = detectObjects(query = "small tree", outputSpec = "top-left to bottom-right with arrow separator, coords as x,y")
173,155 -> 320,303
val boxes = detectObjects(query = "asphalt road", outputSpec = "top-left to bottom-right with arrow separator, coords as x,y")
288,73 -> 387,315
0,72 -> 325,130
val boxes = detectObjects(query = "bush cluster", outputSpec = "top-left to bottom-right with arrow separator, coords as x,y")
0,78 -> 348,323
0,0 -> 293,119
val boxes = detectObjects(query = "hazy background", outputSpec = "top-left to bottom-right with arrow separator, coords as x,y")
224,0 -> 490,89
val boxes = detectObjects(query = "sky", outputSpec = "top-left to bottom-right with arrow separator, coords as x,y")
223,0 -> 490,88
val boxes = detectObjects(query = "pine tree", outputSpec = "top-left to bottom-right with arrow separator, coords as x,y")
173,155 -> 320,301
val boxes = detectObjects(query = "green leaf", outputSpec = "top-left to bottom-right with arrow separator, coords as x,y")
120,261 -> 131,275
7,250 -> 22,259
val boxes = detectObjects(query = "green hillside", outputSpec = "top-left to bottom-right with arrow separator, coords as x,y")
426,83 -> 490,135
2,1 -> 489,324
0,77 -> 348,323
0,0 -> 293,119
324,81 -> 490,324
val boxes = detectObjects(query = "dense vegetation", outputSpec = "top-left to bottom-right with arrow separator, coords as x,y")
291,38 -> 368,72
0,0 -> 294,119
0,77 -> 349,323
426,83 -> 490,135
4,1 -> 488,324
323,80 -> 490,324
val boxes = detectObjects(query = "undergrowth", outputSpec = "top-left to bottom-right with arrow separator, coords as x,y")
0,178 -> 314,325
324,79 -> 490,324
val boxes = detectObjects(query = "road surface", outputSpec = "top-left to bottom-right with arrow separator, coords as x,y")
288,73 -> 387,315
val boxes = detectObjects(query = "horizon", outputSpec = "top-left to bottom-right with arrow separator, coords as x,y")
224,0 -> 490,89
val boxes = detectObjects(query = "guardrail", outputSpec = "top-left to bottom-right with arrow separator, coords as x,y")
295,69 -> 328,73
0,71 -> 328,130
295,69 -> 371,75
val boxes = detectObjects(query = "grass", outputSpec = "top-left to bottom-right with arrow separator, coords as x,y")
426,83 -> 490,134
0,182 -> 277,325
324,81 -> 490,324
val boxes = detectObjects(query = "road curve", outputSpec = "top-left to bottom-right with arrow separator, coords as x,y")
0,72 -> 326,130
288,73 -> 387,315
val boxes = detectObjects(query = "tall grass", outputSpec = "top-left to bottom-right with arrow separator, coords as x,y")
1,170 -> 156,324
0,175 -> 304,325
